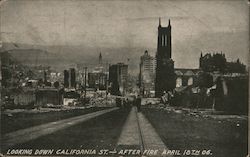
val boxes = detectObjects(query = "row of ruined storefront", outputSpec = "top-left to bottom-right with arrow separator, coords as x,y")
161,75 -> 248,115
1,87 -> 65,109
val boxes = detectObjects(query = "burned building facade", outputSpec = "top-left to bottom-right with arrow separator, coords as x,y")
175,69 -> 201,88
199,52 -> 246,74
36,88 -> 64,106
88,72 -> 107,90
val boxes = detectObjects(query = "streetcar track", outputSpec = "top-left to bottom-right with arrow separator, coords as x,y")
135,108 -> 172,157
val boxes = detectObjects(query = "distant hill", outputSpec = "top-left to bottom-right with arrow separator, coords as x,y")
1,42 -> 145,75
4,49 -> 57,65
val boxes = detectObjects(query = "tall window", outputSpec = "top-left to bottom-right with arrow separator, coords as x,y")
176,77 -> 182,87
165,35 -> 167,46
161,35 -> 167,46
162,35 -> 164,46
188,77 -> 193,86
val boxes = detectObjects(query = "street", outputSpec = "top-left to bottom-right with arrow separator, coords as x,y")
1,106 -> 247,157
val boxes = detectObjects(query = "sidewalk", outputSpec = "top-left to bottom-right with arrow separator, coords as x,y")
117,107 -> 141,146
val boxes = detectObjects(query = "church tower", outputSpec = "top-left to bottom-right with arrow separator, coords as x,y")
99,52 -> 102,65
157,18 -> 171,59
155,18 -> 175,97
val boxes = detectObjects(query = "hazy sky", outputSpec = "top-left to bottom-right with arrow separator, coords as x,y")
1,0 -> 249,69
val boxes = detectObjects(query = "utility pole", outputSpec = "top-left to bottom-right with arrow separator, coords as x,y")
106,62 -> 109,106
139,62 -> 142,96
84,67 -> 87,103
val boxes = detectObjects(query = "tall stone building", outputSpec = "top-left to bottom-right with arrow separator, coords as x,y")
155,18 -> 175,97
64,68 -> 76,89
88,52 -> 108,90
109,63 -> 128,96
139,50 -> 156,97
70,68 -> 76,88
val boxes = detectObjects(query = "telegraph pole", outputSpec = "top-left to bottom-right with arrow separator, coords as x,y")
106,62 -> 109,106
84,67 -> 87,103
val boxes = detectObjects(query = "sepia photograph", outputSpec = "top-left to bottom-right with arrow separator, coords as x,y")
0,0 -> 249,157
